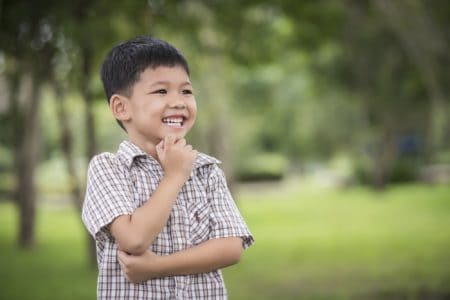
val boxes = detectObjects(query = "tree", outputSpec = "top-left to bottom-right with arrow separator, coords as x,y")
327,0 -> 449,187
0,0 -> 59,247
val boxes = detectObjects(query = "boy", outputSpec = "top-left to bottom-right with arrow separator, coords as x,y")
81,36 -> 254,299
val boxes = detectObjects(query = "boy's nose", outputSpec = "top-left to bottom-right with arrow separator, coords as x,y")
168,98 -> 186,109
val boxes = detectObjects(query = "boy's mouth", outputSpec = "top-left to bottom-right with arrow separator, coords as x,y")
162,116 -> 186,128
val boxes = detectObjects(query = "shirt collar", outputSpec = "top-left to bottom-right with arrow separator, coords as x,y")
117,140 -> 221,169
195,152 -> 221,168
117,140 -> 150,168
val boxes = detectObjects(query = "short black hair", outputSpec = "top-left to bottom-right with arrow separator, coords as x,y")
100,36 -> 190,129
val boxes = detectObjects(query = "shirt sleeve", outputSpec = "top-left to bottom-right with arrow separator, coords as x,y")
207,164 -> 254,249
81,153 -> 135,240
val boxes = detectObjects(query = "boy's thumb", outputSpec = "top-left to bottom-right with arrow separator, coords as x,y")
156,140 -> 164,157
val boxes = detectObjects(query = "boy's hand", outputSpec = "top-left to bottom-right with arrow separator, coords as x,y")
156,135 -> 197,182
118,250 -> 160,284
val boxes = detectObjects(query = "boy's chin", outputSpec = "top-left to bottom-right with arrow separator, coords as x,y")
164,127 -> 192,139
160,133 -> 186,141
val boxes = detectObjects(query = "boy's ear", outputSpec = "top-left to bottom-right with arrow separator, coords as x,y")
110,94 -> 131,121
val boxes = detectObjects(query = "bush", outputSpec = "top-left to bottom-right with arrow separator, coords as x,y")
236,152 -> 288,182
353,156 -> 421,185
389,157 -> 421,183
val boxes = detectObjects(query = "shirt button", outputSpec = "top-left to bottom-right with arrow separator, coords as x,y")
194,211 -> 200,222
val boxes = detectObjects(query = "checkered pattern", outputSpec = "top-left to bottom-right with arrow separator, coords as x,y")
82,140 -> 254,299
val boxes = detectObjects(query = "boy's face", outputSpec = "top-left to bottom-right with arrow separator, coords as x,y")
118,66 -> 197,146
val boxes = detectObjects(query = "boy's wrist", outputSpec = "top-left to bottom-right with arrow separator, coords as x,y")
142,253 -> 171,279
152,253 -> 179,278
163,172 -> 189,186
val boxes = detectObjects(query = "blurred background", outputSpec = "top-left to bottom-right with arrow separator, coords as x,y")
0,0 -> 449,299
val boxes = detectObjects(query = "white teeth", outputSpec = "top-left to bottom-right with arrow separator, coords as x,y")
162,117 -> 184,127
163,117 -> 183,123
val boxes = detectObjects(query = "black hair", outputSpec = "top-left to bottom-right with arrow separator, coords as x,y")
100,36 -> 190,130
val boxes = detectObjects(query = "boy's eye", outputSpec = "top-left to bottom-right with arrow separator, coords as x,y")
152,89 -> 167,94
182,89 -> 193,95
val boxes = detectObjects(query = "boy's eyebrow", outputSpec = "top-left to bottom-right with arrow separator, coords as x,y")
150,80 -> 192,87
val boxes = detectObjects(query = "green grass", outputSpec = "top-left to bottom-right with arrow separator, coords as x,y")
1,183 -> 450,299
0,204 -> 97,300
225,183 -> 450,300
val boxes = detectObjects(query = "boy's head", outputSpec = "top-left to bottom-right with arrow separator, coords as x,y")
100,36 -> 196,145
101,36 -> 190,104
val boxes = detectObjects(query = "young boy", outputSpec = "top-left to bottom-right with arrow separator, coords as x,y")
81,36 -> 254,299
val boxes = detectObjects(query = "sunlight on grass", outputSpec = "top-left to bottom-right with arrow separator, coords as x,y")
1,183 -> 449,300
225,183 -> 450,299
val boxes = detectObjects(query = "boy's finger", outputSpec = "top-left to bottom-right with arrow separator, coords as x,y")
156,139 -> 164,149
117,250 -> 125,262
118,258 -> 124,268
164,135 -> 175,147
156,140 -> 164,153
176,138 -> 186,147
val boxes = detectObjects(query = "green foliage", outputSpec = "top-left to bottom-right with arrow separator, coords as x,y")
236,152 -> 289,182
35,155 -> 87,195
353,155 -> 424,185
1,0 -> 449,198
434,151 -> 450,164
389,157 -> 421,183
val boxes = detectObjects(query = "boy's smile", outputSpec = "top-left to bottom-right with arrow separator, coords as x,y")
112,65 -> 197,155
162,115 -> 187,128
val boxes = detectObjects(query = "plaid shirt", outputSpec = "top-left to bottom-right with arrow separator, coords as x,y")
82,140 -> 254,299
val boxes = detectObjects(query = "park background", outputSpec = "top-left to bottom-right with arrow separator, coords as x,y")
0,0 -> 449,299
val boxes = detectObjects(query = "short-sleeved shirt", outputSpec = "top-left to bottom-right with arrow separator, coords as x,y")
82,140 -> 254,300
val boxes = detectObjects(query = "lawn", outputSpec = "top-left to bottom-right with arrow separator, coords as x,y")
1,183 -> 449,300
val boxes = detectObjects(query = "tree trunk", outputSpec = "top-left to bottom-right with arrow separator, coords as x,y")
53,78 -> 97,267
202,57 -> 235,192
371,116 -> 396,190
8,70 -> 22,204
82,47 -> 98,159
81,46 -> 98,266
207,116 -> 234,186
53,81 -> 83,210
16,73 -> 41,248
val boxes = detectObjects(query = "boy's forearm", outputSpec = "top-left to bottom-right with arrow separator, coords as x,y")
111,174 -> 185,254
118,237 -> 244,283
156,237 -> 243,277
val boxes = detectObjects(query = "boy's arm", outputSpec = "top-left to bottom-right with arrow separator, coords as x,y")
110,136 -> 197,255
118,237 -> 244,284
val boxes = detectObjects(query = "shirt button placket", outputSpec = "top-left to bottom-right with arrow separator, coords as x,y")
175,276 -> 190,300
